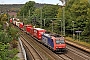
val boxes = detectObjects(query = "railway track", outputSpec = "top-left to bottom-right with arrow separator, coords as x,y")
12,24 -> 90,60
66,44 -> 90,60
19,32 -> 59,60
18,29 -> 74,60
58,54 -> 73,60
56,44 -> 90,60
12,24 -> 59,60
19,34 -> 44,60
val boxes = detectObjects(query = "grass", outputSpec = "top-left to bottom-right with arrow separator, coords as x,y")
65,37 -> 90,48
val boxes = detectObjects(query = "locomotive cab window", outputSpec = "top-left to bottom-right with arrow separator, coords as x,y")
51,39 -> 53,42
56,39 -> 65,44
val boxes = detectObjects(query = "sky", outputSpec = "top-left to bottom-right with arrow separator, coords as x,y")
0,0 -> 62,5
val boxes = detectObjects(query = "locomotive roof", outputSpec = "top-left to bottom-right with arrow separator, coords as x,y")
43,32 -> 61,38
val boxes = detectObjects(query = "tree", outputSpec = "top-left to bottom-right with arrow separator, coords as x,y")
32,4 -> 59,29
82,7 -> 90,36
56,7 -> 62,20
18,1 -> 35,18
42,5 -> 59,29
43,5 -> 59,19
0,43 -> 18,60
63,0 -> 90,34
0,13 -> 8,24
8,27 -> 19,40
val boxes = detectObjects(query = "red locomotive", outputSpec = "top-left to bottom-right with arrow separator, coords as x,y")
42,32 -> 66,52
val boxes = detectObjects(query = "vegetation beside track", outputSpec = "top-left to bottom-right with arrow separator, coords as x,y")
0,13 -> 19,60
66,37 -> 90,48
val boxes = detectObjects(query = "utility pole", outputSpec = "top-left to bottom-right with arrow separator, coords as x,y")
41,8 -> 42,28
44,19 -> 45,26
60,20 -> 62,36
72,21 -> 74,40
23,13 -> 24,23
63,6 -> 65,36
29,10 -> 30,23
29,10 -> 30,17
51,20 -> 53,33
59,0 -> 66,36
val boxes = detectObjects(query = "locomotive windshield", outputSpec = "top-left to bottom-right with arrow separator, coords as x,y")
56,40 -> 65,44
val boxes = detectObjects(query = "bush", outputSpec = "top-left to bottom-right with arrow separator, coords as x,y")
0,32 -> 12,44
8,27 -> 19,40
0,43 -> 19,60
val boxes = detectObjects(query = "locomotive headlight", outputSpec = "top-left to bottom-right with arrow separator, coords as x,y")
56,47 -> 58,48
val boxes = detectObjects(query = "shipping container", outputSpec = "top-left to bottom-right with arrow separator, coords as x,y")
16,22 -> 21,27
24,25 -> 32,32
19,22 -> 24,29
33,28 -> 46,40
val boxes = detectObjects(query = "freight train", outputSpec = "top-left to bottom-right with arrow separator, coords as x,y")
10,18 -> 66,52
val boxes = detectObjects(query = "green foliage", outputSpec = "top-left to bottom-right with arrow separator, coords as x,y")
0,32 -> 12,44
30,8 -> 42,26
8,27 -> 19,40
82,5 -> 90,36
64,0 -> 90,35
0,24 -> 3,30
0,14 -> 19,59
82,18 -> 90,36
17,0 -> 90,39
0,43 -> 18,60
0,13 -> 8,23
19,1 -> 35,17
56,8 -> 62,20
17,1 -> 36,24
34,5 -> 59,28
42,5 -> 59,19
